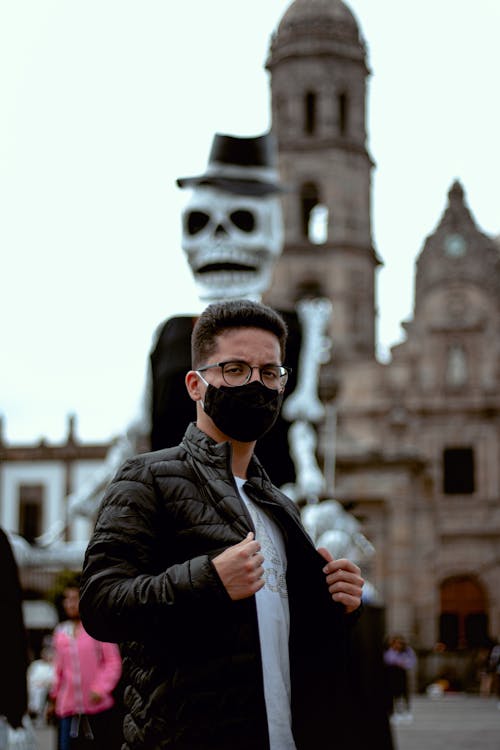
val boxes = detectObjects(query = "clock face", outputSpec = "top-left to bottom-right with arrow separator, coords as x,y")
444,233 -> 467,257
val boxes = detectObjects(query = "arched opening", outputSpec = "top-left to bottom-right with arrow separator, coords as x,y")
18,483 -> 44,544
300,182 -> 321,240
308,204 -> 329,244
295,279 -> 324,302
338,91 -> 349,136
439,576 -> 490,649
304,91 -> 317,135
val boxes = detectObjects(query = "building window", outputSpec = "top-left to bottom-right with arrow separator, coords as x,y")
308,204 -> 329,244
338,91 -> 349,135
300,182 -> 320,240
446,344 -> 468,387
19,484 -> 44,544
304,91 -> 317,135
443,447 -> 474,494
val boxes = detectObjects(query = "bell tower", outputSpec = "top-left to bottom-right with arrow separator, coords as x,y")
264,0 -> 380,362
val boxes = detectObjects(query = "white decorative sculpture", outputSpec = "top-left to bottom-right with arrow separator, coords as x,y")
282,298 -> 332,424
302,499 -> 375,565
280,297 -> 332,503
282,421 -> 325,502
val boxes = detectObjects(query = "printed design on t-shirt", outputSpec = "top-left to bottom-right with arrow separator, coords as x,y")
245,501 -> 288,598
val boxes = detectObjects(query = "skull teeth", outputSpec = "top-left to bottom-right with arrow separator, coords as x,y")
198,262 -> 256,274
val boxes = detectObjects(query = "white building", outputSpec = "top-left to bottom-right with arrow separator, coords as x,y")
0,414 -> 112,640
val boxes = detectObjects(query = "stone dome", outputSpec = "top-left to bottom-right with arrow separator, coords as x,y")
268,0 -> 366,67
278,0 -> 358,34
276,0 -> 361,43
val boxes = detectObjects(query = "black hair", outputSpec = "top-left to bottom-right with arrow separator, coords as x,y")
191,299 -> 287,368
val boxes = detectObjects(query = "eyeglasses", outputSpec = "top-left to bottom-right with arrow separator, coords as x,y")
197,360 -> 291,390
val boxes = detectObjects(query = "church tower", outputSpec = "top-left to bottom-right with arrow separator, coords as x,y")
264,0 -> 380,362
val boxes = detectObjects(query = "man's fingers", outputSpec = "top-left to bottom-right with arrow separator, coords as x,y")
320,555 -> 361,576
237,531 -> 261,556
234,531 -> 254,546
317,551 -> 364,613
317,546 -> 334,564
212,531 -> 265,600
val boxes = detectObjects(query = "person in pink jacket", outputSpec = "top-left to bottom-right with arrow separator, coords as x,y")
47,580 -> 122,749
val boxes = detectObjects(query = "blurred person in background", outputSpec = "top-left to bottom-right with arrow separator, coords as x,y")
487,639 -> 500,707
0,527 -> 29,750
46,579 -> 122,749
27,637 -> 55,726
384,634 -> 417,723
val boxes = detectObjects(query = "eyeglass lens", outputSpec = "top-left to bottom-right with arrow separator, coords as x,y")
221,362 -> 286,388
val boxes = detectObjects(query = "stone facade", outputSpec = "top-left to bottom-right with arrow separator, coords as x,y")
264,0 -> 500,664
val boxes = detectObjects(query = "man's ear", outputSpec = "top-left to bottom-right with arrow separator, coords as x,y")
185,370 -> 202,402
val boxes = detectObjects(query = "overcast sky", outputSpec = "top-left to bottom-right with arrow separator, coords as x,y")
1,1 -> 499,444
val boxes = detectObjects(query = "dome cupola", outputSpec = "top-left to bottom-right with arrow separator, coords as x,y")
268,0 -> 367,68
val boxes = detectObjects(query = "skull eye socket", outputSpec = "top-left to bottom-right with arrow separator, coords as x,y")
230,210 -> 255,233
186,211 -> 210,235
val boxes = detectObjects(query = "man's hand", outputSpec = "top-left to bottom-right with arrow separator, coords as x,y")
318,548 -> 364,613
212,532 -> 264,600
89,690 -> 103,704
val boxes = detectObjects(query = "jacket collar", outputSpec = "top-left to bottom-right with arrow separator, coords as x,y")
182,423 -> 307,544
182,422 -> 275,495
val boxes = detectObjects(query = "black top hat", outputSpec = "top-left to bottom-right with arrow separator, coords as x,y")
176,132 -> 285,196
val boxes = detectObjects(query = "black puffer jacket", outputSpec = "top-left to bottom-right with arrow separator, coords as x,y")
80,423 -> 356,750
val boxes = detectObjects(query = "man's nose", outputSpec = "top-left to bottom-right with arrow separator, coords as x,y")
249,366 -> 261,383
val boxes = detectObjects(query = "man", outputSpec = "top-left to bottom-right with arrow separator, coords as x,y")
80,299 -> 363,750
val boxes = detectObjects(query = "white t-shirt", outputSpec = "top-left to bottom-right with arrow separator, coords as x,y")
235,477 -> 297,750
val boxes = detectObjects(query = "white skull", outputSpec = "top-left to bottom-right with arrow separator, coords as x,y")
181,185 -> 284,302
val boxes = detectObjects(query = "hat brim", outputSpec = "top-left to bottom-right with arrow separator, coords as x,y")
176,175 -> 288,196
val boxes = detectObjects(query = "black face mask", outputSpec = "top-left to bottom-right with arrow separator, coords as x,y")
202,380 -> 284,442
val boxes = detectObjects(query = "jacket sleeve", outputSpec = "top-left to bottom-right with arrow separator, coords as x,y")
80,468 -> 231,644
